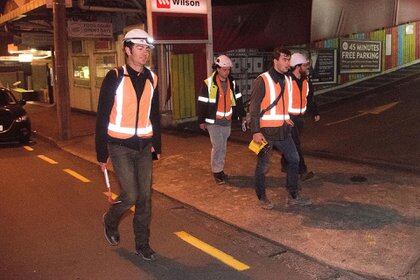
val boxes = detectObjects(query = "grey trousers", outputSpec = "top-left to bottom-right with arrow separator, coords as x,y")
207,124 -> 231,173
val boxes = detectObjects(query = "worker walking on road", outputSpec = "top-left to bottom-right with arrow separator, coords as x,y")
281,52 -> 320,181
197,55 -> 246,184
95,28 -> 161,261
249,48 -> 312,210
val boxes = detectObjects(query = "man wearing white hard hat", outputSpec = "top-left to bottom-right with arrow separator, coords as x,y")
281,52 -> 320,181
197,54 -> 246,184
96,28 -> 160,261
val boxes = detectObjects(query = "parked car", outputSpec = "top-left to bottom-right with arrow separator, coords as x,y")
0,87 -> 31,143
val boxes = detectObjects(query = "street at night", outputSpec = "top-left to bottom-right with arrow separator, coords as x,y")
0,141 -> 361,280
1,73 -> 419,279
1,1 -> 419,279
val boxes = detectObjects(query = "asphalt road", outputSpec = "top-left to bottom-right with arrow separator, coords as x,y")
302,75 -> 420,172
0,141 -> 364,280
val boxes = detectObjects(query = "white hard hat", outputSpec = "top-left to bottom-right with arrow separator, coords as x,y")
290,52 -> 309,67
123,29 -> 154,48
215,55 -> 233,68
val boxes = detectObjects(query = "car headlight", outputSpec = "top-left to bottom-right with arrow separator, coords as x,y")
16,114 -> 28,122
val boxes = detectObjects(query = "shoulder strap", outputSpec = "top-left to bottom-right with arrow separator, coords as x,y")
113,66 -> 126,79
111,67 -> 125,95
259,76 -> 286,118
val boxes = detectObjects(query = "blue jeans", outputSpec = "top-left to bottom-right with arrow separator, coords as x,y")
281,115 -> 307,174
105,142 -> 152,249
255,135 -> 299,200
207,124 -> 231,173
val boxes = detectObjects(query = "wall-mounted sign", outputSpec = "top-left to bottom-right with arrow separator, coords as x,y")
146,0 -> 210,43
310,49 -> 337,85
21,33 -> 54,47
340,39 -> 382,73
68,21 -> 113,39
151,0 -> 207,14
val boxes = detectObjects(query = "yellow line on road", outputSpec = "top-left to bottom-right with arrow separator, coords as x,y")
175,231 -> 250,271
23,146 -> 33,151
325,112 -> 368,126
63,169 -> 90,182
37,155 -> 58,164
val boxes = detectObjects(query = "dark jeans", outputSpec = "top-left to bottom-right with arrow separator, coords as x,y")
105,142 -> 152,249
281,116 -> 307,174
255,135 -> 299,200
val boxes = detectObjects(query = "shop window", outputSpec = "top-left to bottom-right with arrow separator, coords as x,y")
72,40 -> 84,54
94,40 -> 113,52
95,54 -> 116,87
73,56 -> 90,87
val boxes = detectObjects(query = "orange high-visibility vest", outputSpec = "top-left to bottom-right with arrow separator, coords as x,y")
215,76 -> 232,120
107,65 -> 158,139
259,72 -> 292,128
289,78 -> 309,115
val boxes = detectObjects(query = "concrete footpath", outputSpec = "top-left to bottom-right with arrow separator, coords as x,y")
25,104 -> 419,280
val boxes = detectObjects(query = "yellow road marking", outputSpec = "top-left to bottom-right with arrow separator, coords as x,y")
23,146 -> 33,151
326,101 -> 399,126
63,169 -> 90,182
326,112 -> 368,126
102,192 -> 134,211
175,231 -> 250,271
37,155 -> 58,164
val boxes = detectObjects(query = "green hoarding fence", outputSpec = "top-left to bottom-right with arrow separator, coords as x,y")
312,21 -> 419,86
170,54 -> 196,120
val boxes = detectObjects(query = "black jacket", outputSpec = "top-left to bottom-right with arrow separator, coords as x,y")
95,65 -> 161,163
197,72 -> 246,125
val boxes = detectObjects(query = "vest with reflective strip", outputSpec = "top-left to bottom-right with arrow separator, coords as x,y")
259,72 -> 292,127
289,78 -> 309,115
200,72 -> 239,124
215,76 -> 232,120
107,66 -> 157,139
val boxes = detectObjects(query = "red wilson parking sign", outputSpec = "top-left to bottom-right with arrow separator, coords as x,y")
156,0 -> 170,9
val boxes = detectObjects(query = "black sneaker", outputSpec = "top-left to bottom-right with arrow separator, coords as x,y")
259,198 -> 274,210
136,244 -> 156,261
103,213 -> 120,246
213,171 -> 228,184
286,195 -> 312,206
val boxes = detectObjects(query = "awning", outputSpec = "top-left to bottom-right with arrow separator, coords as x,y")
0,0 -> 46,26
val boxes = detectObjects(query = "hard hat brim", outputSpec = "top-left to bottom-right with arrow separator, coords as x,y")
123,38 -> 154,48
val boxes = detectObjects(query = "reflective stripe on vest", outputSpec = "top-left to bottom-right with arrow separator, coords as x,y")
259,72 -> 291,127
215,75 -> 232,120
203,72 -> 236,106
289,79 -> 309,115
107,65 -> 157,139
